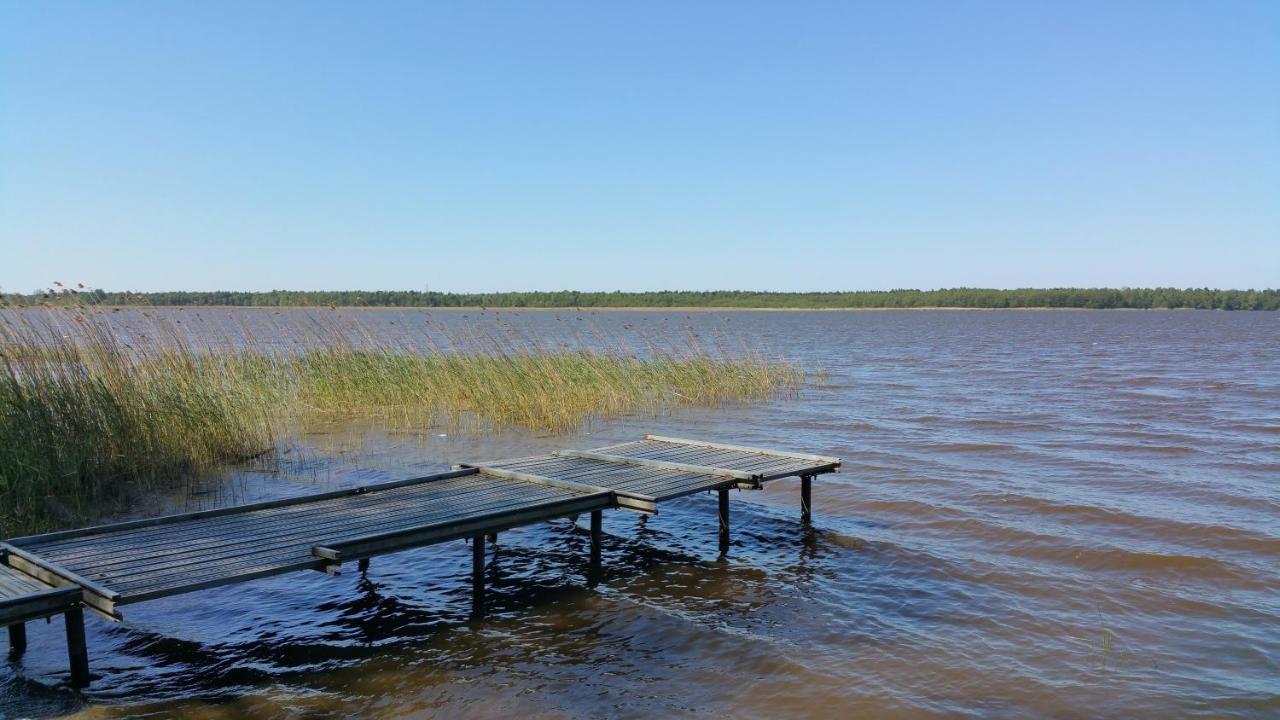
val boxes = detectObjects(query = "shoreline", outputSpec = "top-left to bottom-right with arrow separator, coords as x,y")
6,305 -> 1241,312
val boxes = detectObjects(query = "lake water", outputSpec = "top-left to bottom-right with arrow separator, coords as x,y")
3,309 -> 1278,719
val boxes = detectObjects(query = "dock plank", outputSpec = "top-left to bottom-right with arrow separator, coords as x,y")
38,478 -> 558,572
15,473 -> 603,606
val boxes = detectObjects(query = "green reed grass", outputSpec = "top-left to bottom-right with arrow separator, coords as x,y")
0,305 -> 800,535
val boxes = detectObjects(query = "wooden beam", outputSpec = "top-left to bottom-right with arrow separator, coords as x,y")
590,511 -> 602,570
0,585 -> 82,626
6,469 -> 481,546
8,623 -> 25,657
755,463 -> 841,482
718,489 -> 730,555
65,607 -> 89,687
801,474 -> 812,525
117,558 -> 330,608
471,534 -> 486,618
459,465 -> 657,514
1,544 -> 120,620
455,464 -> 613,496
552,450 -> 758,482
311,491 -> 613,566
645,435 -> 841,466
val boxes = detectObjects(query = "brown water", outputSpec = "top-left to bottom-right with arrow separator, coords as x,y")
2,309 -> 1277,719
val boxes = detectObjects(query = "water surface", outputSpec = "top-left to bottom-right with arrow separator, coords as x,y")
3,309 -> 1277,719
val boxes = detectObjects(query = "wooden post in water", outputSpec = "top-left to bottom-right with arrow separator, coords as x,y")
487,532 -> 498,544
8,623 -> 25,656
64,608 -> 89,687
718,489 -> 730,555
589,510 -> 602,584
801,474 -> 812,525
471,534 -> 486,618
357,558 -> 370,573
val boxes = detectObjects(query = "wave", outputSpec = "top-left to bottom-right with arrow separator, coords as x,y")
957,418 -> 1057,431
1226,423 -> 1280,435
1060,546 -> 1251,579
977,492 -> 1280,555
1056,441 -> 1200,455
929,442 -> 1019,453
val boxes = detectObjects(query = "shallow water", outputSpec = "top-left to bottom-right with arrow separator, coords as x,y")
2,309 -> 1278,719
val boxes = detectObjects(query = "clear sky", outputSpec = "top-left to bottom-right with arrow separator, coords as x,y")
1,1 -> 1277,293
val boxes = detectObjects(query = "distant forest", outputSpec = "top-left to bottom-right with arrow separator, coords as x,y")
7,287 -> 1279,310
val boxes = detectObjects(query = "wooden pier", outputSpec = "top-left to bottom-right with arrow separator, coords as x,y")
1,435 -> 840,687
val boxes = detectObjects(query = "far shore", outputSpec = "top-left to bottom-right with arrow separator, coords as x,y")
11,305 -> 1229,313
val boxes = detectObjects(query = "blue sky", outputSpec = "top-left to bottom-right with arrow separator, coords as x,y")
1,1 -> 1276,293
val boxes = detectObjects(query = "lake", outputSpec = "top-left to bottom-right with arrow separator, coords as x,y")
2,308 -> 1277,719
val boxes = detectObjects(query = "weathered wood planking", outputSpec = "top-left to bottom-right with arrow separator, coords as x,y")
645,435 -> 841,464
8,471 -> 606,614
1,435 -> 841,687
472,436 -> 839,504
5,436 -> 839,613
592,437 -> 840,480
455,464 -> 657,514
0,563 -> 81,626
311,489 -> 612,566
553,450 -> 758,482
478,455 -> 742,502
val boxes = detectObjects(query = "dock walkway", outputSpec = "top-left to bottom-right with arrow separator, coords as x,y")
2,435 -> 839,687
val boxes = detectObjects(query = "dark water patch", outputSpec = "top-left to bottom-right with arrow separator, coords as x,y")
0,674 -> 85,719
1089,442 -> 1200,455
952,417 -> 1059,432
1111,389 -> 1185,402
1034,439 -> 1201,457
855,497 -> 974,522
1115,375 -> 1166,387
1028,543 -> 1253,582
972,491 -> 1280,550
1100,427 -> 1203,445
925,442 -> 1020,453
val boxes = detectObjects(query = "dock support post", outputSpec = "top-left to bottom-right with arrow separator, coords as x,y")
718,488 -> 730,555
801,474 -> 812,525
487,532 -> 498,544
357,558 -> 370,573
64,608 -> 89,687
589,510 -> 602,585
8,623 -> 25,657
471,534 -> 486,618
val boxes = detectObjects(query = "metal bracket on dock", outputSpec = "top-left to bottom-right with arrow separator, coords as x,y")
311,546 -> 344,575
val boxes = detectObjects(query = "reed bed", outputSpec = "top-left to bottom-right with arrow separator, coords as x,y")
0,304 -> 800,535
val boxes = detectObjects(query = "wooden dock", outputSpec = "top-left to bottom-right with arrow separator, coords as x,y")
1,435 -> 840,687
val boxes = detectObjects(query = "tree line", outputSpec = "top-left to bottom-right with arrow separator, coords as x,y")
6,287 -> 1279,310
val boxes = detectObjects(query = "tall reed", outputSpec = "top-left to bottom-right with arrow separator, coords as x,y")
0,305 -> 800,535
